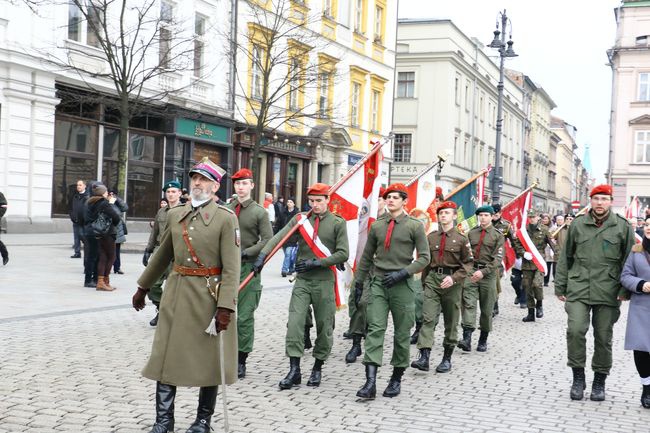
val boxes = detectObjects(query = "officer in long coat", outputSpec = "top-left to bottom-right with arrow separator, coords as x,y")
556,184 -> 634,402
521,209 -> 554,322
226,168 -> 272,379
132,158 -> 240,433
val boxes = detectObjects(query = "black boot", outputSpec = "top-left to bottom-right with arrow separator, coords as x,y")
436,346 -> 454,373
410,321 -> 422,344
410,348 -> 430,371
492,301 -> 499,317
590,372 -> 607,401
342,330 -> 352,339
642,384 -> 650,408
304,326 -> 313,350
383,367 -> 405,398
279,357 -> 301,390
356,364 -> 377,399
150,303 -> 159,327
536,300 -> 544,318
345,335 -> 362,363
522,308 -> 535,322
570,367 -> 586,401
185,386 -> 217,433
457,327 -> 474,352
238,351 -> 248,379
476,331 -> 489,352
149,382 -> 176,433
307,359 -> 324,386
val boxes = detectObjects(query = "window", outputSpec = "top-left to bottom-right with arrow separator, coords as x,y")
465,80 -> 470,111
252,45 -> 263,99
636,35 -> 648,46
160,1 -> 173,24
319,72 -> 330,117
370,90 -> 379,131
193,15 -> 206,76
393,134 -> 412,163
639,73 -> 650,101
635,131 -> 650,163
86,3 -> 103,48
374,6 -> 382,42
354,0 -> 363,33
289,58 -> 300,110
159,2 -> 174,68
68,2 -> 81,41
479,92 -> 485,121
397,72 -> 414,98
351,82 -> 361,127
454,74 -> 460,105
323,0 -> 332,17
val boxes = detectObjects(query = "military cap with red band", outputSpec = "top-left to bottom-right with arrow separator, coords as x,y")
231,168 -> 253,181
189,157 -> 226,183
589,184 -> 613,198
306,182 -> 330,196
436,201 -> 457,213
383,183 -> 408,199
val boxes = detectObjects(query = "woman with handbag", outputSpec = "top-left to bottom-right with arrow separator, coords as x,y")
85,184 -> 121,291
108,190 -> 129,275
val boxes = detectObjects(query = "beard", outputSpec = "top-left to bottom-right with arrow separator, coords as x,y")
191,186 -> 212,202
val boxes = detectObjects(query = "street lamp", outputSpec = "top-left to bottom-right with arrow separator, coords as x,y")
488,9 -> 518,205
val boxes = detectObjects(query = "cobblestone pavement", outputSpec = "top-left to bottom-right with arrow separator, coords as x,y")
0,233 -> 648,432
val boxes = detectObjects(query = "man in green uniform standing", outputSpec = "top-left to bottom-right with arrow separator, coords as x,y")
355,183 -> 430,399
254,183 -> 348,390
491,203 -> 525,310
226,168 -> 273,379
411,201 -> 473,373
521,209 -> 554,322
556,184 -> 634,401
457,205 -> 503,352
143,180 -> 183,327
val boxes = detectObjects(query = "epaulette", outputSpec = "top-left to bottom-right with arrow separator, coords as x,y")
218,205 -> 235,214
615,213 -> 629,223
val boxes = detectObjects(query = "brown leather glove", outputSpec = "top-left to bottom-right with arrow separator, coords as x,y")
132,287 -> 149,311
215,307 -> 233,332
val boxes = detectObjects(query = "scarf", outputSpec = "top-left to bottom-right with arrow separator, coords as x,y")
590,209 -> 610,228
191,197 -> 212,208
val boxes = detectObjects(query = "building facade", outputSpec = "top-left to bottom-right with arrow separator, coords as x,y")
551,115 -> 579,213
607,0 -> 650,215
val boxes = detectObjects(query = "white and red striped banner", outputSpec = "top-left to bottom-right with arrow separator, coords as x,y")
626,196 -> 640,219
515,190 -> 548,275
635,232 -> 643,244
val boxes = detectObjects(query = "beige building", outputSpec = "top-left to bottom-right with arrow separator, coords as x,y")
607,0 -> 650,215
551,116 -> 579,212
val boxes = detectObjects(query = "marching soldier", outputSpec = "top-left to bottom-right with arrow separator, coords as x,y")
142,180 -> 183,326
556,184 -> 634,401
521,209 -> 554,322
457,206 -> 503,352
491,203 -> 525,311
226,168 -> 273,379
411,201 -> 473,373
355,184 -> 430,399
254,183 -> 348,389
132,158 -> 239,433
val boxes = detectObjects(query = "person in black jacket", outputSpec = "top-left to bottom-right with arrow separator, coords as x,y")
279,198 -> 299,277
84,183 -> 121,291
0,191 -> 8,265
69,180 -> 89,258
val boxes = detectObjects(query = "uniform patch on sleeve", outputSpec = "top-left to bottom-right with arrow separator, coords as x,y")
235,228 -> 241,246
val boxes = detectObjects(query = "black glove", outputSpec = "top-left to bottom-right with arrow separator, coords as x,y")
0,240 -> 8,265
241,249 -> 248,260
132,287 -> 149,311
142,250 -> 151,267
295,259 -> 321,274
336,262 -> 346,271
252,253 -> 267,275
354,281 -> 364,308
382,269 -> 409,288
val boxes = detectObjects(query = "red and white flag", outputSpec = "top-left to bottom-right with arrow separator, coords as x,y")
635,232 -> 643,244
515,189 -> 547,275
499,190 -> 529,272
626,196 -> 640,219
404,164 -> 438,232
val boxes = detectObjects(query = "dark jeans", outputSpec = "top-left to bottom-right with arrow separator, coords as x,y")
72,223 -> 83,255
83,235 -> 98,284
544,261 -> 557,285
113,243 -> 122,272
97,236 -> 116,278
510,268 -> 526,305
634,351 -> 650,378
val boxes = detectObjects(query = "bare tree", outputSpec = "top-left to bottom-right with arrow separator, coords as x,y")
234,0 -> 342,186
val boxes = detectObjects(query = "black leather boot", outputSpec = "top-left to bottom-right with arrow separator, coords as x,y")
356,364 -> 377,399
476,331 -> 489,352
342,330 -> 352,339
410,321 -> 422,344
492,301 -> 499,317
150,303 -> 160,327
383,367 -> 405,398
590,372 -> 607,401
522,308 -> 535,322
304,326 -> 313,350
536,300 -> 544,318
238,351 -> 248,379
149,382 -> 176,433
345,335 -> 362,363
279,357 -> 301,390
410,348 -> 430,371
436,346 -> 454,373
570,367 -> 586,400
185,386 -> 217,433
307,359 -> 324,386
457,327 -> 474,352
642,384 -> 650,408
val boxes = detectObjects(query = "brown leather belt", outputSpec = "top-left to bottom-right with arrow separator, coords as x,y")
173,264 -> 222,277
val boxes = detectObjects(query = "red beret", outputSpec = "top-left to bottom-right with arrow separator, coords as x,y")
306,183 -> 330,196
379,186 -> 386,198
436,201 -> 457,213
589,184 -> 613,198
383,183 -> 408,199
436,186 -> 444,200
231,168 -> 253,181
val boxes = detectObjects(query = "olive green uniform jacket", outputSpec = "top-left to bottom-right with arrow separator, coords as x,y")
467,224 -> 504,277
137,201 -> 241,386
226,198 -> 273,262
522,223 -> 554,271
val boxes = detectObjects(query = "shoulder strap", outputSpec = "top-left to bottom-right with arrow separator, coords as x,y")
181,220 -> 205,268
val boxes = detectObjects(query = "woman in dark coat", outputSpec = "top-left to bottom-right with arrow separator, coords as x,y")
279,198 -> 299,277
85,184 -> 121,291
108,191 -> 129,274
620,215 -> 650,408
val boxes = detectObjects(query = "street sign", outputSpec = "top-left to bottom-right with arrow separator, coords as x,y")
571,200 -> 580,211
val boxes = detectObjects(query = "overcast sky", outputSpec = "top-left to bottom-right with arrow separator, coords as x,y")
397,0 -> 622,183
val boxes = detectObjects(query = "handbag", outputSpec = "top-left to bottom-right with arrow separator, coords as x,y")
91,212 -> 112,236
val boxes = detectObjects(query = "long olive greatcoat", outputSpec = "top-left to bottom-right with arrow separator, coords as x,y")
137,201 -> 241,387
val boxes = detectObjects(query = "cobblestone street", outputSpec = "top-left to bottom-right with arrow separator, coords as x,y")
0,233 -> 648,432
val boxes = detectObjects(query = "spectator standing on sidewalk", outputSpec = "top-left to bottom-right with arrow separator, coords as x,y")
85,184 -> 121,291
69,180 -> 88,259
0,190 -> 8,265
279,198 -> 299,277
108,190 -> 128,275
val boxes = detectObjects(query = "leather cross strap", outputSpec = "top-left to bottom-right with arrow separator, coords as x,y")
174,264 -> 222,277
181,220 -> 206,268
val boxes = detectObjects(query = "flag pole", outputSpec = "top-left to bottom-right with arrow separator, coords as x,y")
502,182 -> 538,209
443,168 -> 489,200
239,138 -> 387,291
405,155 -> 446,187
550,205 -> 589,238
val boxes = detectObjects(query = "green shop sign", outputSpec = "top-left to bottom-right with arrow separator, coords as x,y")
176,118 -> 229,144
